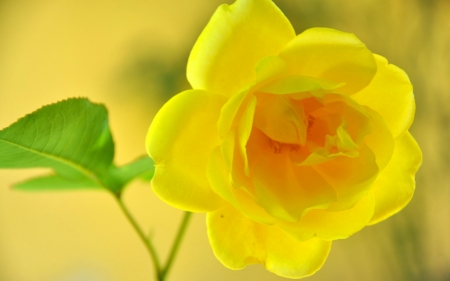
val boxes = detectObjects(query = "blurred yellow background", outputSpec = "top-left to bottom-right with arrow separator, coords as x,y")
0,0 -> 449,280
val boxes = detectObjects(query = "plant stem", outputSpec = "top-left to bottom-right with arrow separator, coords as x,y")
160,211 -> 192,280
114,193 -> 192,281
115,196 -> 162,280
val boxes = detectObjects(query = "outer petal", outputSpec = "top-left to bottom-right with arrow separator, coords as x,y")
207,203 -> 332,279
279,28 -> 377,95
146,90 -> 226,212
368,132 -> 422,225
363,107 -> 395,172
278,192 -> 375,241
352,54 -> 415,139
187,0 -> 296,96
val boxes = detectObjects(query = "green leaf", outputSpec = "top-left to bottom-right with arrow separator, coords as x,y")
1,98 -> 155,193
111,156 -> 155,185
13,174 -> 100,191
94,156 -> 155,194
0,98 -> 114,179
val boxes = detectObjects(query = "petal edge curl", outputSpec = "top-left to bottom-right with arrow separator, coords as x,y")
353,54 -> 415,139
187,0 -> 296,97
368,131 -> 422,225
278,192 -> 375,241
364,107 -> 395,172
146,90 -> 226,212
279,28 -> 377,95
207,202 -> 332,279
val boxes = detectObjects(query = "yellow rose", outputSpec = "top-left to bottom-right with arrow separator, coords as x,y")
146,0 -> 422,278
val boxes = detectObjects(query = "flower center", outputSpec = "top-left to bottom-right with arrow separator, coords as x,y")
250,91 -> 371,165
269,139 -> 300,154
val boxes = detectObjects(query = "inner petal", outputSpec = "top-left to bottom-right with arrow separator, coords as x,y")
320,94 -> 372,144
300,94 -> 372,162
254,93 -> 307,145
253,145 -> 337,222
230,91 -> 377,219
314,144 -> 379,211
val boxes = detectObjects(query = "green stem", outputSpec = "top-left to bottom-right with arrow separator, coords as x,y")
114,196 -> 162,280
113,191 -> 192,281
160,211 -> 192,280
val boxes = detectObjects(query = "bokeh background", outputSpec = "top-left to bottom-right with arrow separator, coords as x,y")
0,0 -> 449,280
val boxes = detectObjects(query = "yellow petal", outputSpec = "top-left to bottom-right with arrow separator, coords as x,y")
336,125 -> 359,151
217,89 -> 250,138
233,127 -> 269,193
207,146 -> 236,204
218,91 -> 260,179
146,90 -> 226,212
364,107 -> 395,171
187,0 -> 295,96
220,129 -> 254,194
207,146 -> 276,225
207,203 -> 332,279
255,56 -> 287,83
352,54 -> 415,139
254,148 -> 337,222
259,75 -> 344,95
313,93 -> 372,145
314,145 -> 379,211
237,96 -> 257,175
279,28 -> 377,95
254,94 -> 307,145
278,192 -> 375,241
220,131 -> 236,170
368,132 -> 422,225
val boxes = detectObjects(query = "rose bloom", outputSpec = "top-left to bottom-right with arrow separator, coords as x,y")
146,0 -> 422,278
